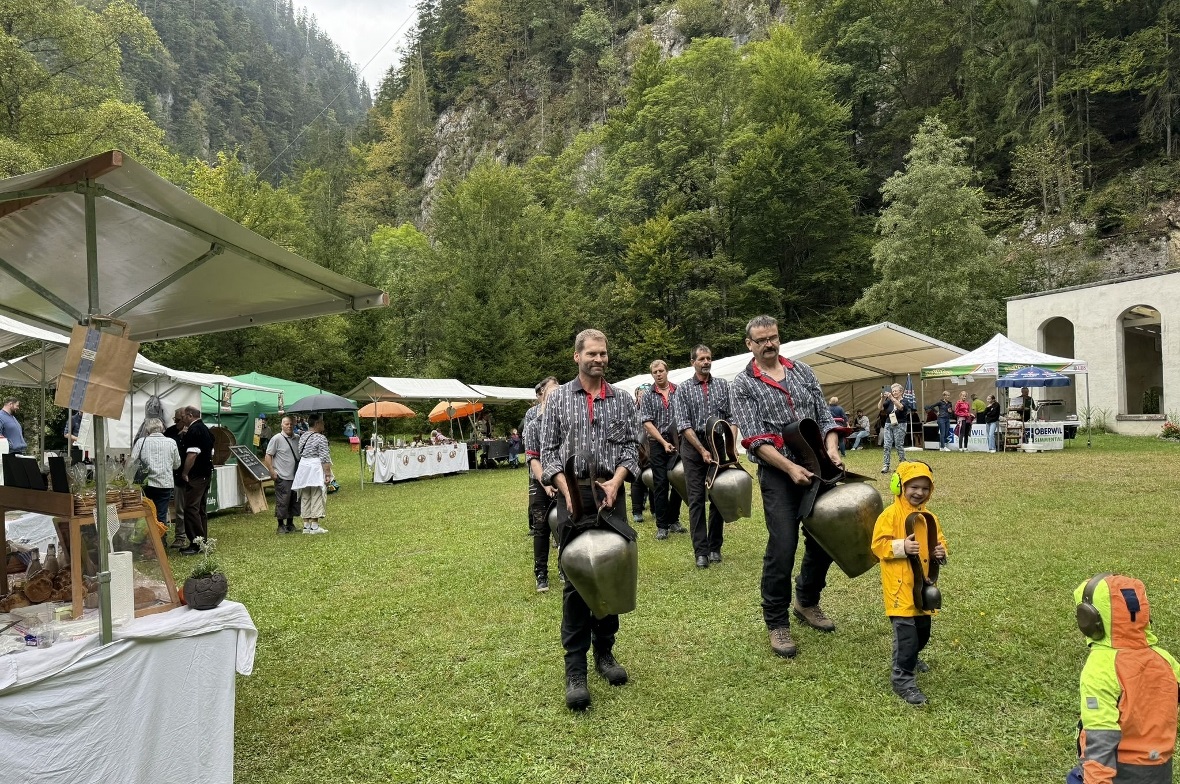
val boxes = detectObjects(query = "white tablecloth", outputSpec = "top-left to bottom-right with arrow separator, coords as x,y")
367,446 -> 469,482
0,600 -> 257,783
212,464 -> 246,509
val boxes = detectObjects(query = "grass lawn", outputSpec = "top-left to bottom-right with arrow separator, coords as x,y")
189,435 -> 1180,783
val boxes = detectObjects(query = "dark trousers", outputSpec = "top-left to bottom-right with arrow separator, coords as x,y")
528,477 -> 553,580
680,443 -> 723,557
560,484 -> 621,676
757,465 -> 833,628
630,475 -> 648,516
182,475 -> 210,543
956,417 -> 971,449
890,615 -> 932,692
142,485 -> 172,525
648,445 -> 682,531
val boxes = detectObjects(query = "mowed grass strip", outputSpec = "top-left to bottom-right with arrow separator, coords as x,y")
200,436 -> 1180,783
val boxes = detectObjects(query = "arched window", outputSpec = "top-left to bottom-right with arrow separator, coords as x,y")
1119,305 -> 1163,415
1039,317 -> 1076,416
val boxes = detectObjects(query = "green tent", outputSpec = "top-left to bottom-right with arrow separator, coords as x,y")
201,372 -> 340,447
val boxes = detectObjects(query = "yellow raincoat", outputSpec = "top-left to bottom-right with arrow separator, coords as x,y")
871,462 -> 948,617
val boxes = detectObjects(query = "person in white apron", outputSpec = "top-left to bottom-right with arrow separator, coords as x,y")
293,414 -> 333,534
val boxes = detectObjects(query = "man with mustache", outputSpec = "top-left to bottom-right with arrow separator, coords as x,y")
671,345 -> 733,569
731,315 -> 843,659
539,329 -> 639,711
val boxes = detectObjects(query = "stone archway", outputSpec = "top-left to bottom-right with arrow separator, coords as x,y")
1119,305 -> 1163,415
1039,316 -> 1077,415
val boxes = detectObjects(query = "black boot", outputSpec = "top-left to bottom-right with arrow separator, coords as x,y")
565,674 -> 591,711
594,650 -> 629,686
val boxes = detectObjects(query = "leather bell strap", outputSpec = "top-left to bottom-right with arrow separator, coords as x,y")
904,511 -> 941,611
704,416 -> 740,488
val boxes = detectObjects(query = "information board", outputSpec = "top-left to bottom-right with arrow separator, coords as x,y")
228,445 -> 272,481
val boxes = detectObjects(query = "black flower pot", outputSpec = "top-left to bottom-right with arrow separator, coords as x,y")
183,573 -> 228,610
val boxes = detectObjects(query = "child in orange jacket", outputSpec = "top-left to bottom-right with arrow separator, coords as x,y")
871,461 -> 948,705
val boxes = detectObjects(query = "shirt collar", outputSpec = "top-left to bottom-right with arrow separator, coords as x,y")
574,377 -> 612,399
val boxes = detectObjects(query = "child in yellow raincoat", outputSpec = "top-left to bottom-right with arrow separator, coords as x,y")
871,461 -> 948,705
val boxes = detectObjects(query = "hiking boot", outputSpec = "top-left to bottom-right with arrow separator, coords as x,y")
895,686 -> 928,705
915,659 -> 930,673
536,578 -> 549,593
654,528 -> 669,541
284,523 -> 296,533
769,627 -> 797,658
594,652 -> 629,686
708,551 -> 722,563
169,537 -> 188,550
565,675 -> 591,711
669,523 -> 687,534
632,513 -> 643,523
792,600 -> 836,632
695,555 -> 709,569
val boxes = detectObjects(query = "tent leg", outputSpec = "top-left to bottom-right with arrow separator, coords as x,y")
1085,372 -> 1092,448
38,340 -> 46,459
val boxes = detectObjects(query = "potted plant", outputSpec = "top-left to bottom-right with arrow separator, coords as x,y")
182,537 -> 228,610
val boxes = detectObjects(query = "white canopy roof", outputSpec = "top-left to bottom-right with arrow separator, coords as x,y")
921,333 -> 1088,378
0,313 -> 70,353
467,385 -> 536,404
345,376 -> 485,401
615,322 -> 966,393
0,151 -> 387,341
0,345 -> 282,395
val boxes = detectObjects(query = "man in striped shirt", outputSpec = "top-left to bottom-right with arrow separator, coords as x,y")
731,315 -> 843,660
672,345 -> 732,569
639,360 -> 685,540
539,328 -> 638,711
523,376 -> 558,593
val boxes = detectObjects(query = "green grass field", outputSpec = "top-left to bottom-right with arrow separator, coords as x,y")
194,435 -> 1180,783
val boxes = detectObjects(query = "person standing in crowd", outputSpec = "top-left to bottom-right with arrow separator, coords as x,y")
850,409 -> 873,450
539,328 -> 638,712
630,385 -> 651,524
264,415 -> 302,534
879,383 -> 913,473
731,315 -> 843,659
296,414 -> 333,535
926,391 -> 955,453
828,396 -> 848,457
507,428 -> 522,467
1015,386 -> 1037,422
0,397 -> 26,455
639,360 -> 685,541
672,345 -> 732,569
164,407 -> 188,548
953,391 -> 973,452
523,379 -> 559,592
970,393 -> 986,422
178,406 -> 214,555
130,418 -> 180,531
982,394 -> 1002,453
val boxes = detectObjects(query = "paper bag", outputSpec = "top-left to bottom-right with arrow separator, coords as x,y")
53,320 -> 140,419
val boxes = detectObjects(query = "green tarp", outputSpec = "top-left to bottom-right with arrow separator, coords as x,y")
200,372 -> 339,447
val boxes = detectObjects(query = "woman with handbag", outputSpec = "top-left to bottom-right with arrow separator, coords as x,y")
130,418 -> 181,532
293,414 -> 333,535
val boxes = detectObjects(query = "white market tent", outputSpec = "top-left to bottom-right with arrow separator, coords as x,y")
920,333 -> 1088,378
0,313 -> 69,353
467,384 -> 536,404
615,322 -> 969,415
0,150 -> 387,643
345,376 -> 485,401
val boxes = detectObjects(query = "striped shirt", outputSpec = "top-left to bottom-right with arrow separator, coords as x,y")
521,404 -> 541,433
639,383 -> 678,439
523,415 -> 542,461
672,374 -> 731,434
298,431 -> 332,464
539,378 -> 639,484
731,356 -> 837,467
131,432 -> 181,489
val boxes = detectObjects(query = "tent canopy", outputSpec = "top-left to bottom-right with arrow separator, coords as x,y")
921,333 -> 1087,379
615,322 -> 967,393
345,377 -> 484,401
467,384 -> 536,404
0,151 -> 387,341
201,372 -> 339,446
0,314 -> 70,353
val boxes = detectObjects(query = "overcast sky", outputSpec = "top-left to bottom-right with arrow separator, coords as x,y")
296,0 -> 419,88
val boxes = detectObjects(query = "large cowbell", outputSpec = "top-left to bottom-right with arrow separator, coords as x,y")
704,417 -> 752,522
667,456 -> 687,500
802,482 -> 884,578
560,528 -> 638,619
640,466 -> 654,492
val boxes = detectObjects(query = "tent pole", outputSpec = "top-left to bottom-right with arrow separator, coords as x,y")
1085,372 -> 1092,448
38,340 -> 46,459
84,181 -> 114,646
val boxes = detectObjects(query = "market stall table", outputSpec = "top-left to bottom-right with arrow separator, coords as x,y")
367,445 -> 469,482
0,601 -> 257,784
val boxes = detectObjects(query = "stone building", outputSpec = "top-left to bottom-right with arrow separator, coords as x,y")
1006,270 -> 1178,435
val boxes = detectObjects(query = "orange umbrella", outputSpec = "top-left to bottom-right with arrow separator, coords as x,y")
358,401 -> 417,418
428,400 -> 483,423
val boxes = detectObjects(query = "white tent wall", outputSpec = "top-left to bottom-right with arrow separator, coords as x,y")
77,383 -> 199,454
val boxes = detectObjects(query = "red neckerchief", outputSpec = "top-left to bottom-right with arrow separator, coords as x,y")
750,356 -> 796,410
653,382 -> 676,409
578,378 -> 610,423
